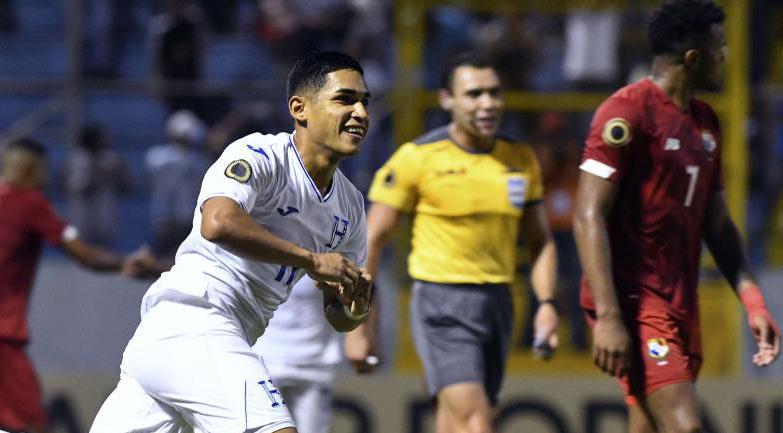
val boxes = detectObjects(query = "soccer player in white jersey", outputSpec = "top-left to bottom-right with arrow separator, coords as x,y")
90,51 -> 373,433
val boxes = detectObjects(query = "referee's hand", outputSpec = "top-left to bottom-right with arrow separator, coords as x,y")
533,302 -> 559,361
345,322 -> 380,374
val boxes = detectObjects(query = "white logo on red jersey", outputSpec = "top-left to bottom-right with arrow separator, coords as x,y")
664,138 -> 681,151
702,131 -> 716,153
647,338 -> 670,366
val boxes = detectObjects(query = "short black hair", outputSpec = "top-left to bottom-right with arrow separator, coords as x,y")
286,51 -> 364,100
440,52 -> 497,92
648,0 -> 725,56
5,137 -> 47,157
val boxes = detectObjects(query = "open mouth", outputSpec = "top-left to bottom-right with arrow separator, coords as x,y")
476,118 -> 498,129
343,125 -> 366,139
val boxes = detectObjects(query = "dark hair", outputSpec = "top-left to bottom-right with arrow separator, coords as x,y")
440,52 -> 496,91
648,0 -> 725,56
286,51 -> 364,99
6,137 -> 47,157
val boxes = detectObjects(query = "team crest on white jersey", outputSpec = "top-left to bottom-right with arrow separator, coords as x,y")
325,216 -> 350,249
702,131 -> 716,153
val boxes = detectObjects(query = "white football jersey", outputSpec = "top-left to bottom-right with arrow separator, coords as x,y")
253,276 -> 341,383
140,132 -> 367,342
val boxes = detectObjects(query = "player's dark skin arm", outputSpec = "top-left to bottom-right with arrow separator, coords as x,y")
702,190 -> 780,364
200,196 -> 361,288
701,191 -> 753,289
572,171 -> 631,377
62,238 -> 124,271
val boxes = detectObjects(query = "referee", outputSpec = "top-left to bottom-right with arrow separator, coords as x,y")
363,52 -> 559,433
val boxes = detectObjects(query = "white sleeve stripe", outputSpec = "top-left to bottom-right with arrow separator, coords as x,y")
579,159 -> 617,179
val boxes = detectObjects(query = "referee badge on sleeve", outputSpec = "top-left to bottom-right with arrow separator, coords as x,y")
601,118 -> 632,147
225,159 -> 252,183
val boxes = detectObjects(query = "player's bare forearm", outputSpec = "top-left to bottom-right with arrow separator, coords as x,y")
62,238 -> 124,272
521,203 -> 558,302
573,172 -> 622,319
201,196 -> 315,269
702,191 -> 754,291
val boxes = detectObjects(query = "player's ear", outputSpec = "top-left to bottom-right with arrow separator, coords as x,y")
683,49 -> 701,70
438,88 -> 454,111
289,95 -> 307,126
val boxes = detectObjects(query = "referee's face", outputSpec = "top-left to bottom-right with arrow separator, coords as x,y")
444,66 -> 504,143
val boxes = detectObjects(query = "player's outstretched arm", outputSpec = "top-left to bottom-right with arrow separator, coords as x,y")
62,238 -> 161,278
343,202 -> 404,371
573,171 -> 631,377
62,237 -> 125,272
702,191 -> 780,366
519,201 -> 559,359
319,270 -> 372,332
201,196 -> 361,289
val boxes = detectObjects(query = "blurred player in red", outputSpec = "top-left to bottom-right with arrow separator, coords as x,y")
0,138 -> 153,433
573,1 -> 780,432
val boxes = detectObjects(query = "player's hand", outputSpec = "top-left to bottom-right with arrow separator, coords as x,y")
532,302 -> 559,361
749,312 -> 780,367
345,322 -> 380,374
316,269 -> 372,318
122,245 -> 161,279
307,252 -> 361,292
592,315 -> 631,377
349,269 -> 372,318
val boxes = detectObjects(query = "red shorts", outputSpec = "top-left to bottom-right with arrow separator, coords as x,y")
584,309 -> 702,405
0,341 -> 47,431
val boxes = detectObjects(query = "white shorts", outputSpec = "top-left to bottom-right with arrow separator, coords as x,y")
90,300 -> 295,433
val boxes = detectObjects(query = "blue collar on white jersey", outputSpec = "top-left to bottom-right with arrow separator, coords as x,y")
287,134 -> 335,203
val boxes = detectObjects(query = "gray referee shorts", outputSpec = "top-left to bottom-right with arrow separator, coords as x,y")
410,280 -> 514,406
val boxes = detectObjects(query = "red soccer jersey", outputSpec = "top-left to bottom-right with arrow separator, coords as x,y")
0,183 -> 67,342
579,78 -> 723,322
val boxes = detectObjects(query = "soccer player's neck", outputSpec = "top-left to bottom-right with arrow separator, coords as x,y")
292,133 -> 338,196
651,58 -> 696,110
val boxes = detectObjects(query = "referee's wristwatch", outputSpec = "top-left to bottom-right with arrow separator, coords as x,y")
538,298 -> 560,313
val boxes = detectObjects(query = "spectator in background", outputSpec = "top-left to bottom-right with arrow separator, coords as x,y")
149,0 -> 206,116
63,124 -> 133,248
145,110 -> 209,260
205,101 -> 289,159
475,14 -> 535,89
255,0 -> 355,92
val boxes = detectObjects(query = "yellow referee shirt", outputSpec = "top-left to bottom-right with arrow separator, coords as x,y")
369,126 -> 544,284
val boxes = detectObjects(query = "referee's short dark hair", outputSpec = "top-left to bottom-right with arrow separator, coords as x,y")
440,52 -> 497,92
286,51 -> 364,100
648,0 -> 725,56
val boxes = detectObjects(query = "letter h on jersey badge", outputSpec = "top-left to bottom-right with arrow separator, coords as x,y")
325,215 -> 350,249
